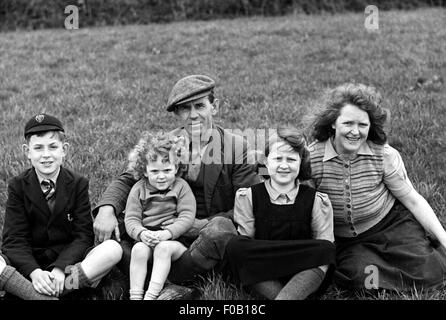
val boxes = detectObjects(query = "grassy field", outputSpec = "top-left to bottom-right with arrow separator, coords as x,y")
0,8 -> 445,300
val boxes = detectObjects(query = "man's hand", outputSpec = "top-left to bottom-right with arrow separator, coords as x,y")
30,268 -> 56,296
93,205 -> 120,243
50,267 -> 66,297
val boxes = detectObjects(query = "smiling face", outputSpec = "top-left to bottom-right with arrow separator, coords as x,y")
174,96 -> 218,139
332,104 -> 370,155
145,157 -> 178,191
24,131 -> 67,179
265,141 -> 301,188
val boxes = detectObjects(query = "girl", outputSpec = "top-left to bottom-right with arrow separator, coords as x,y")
226,127 -> 336,300
124,131 -> 196,300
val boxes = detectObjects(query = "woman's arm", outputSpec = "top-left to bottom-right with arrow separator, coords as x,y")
398,190 -> 446,247
383,145 -> 446,247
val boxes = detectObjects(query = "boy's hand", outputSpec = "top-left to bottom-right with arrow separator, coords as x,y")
30,268 -> 56,296
94,205 -> 121,243
50,267 -> 66,297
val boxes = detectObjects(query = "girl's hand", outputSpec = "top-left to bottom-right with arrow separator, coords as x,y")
152,230 -> 172,242
140,230 -> 160,246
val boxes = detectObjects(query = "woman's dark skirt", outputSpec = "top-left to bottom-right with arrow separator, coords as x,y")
226,236 -> 336,286
335,201 -> 446,290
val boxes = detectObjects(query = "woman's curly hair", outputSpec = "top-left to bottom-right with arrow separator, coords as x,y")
309,83 -> 389,144
127,131 -> 187,180
261,127 -> 312,181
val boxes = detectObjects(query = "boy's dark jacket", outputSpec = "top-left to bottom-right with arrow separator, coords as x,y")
2,167 -> 94,278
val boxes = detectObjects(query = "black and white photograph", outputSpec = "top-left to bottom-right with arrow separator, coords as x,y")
0,0 -> 445,311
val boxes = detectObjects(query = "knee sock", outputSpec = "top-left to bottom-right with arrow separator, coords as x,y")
68,262 -> 93,289
275,268 -> 325,300
251,280 -> 283,300
0,265 -> 57,300
129,288 -> 144,300
144,281 -> 163,300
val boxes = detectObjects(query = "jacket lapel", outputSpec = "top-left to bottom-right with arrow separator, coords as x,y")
169,126 -> 224,214
202,127 -> 224,214
24,169 -> 51,217
49,167 -> 74,225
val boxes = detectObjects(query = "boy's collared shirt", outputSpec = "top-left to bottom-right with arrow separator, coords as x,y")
35,167 -> 60,193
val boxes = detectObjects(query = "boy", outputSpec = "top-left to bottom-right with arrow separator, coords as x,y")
1,113 -> 122,299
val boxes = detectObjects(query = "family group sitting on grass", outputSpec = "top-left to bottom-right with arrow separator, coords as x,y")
1,75 -> 446,300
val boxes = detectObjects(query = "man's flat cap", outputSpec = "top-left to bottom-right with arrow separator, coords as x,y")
166,75 -> 215,112
24,113 -> 64,137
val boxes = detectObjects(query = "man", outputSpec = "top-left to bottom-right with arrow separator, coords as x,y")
92,75 -> 260,299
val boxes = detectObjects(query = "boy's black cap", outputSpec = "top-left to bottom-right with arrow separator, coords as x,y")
24,113 -> 64,137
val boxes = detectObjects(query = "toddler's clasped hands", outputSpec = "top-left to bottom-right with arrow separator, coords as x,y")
140,229 -> 172,247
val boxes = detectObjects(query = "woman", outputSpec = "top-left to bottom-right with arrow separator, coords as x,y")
308,83 -> 446,290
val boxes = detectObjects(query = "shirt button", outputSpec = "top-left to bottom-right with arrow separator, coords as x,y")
347,216 -> 352,222
352,231 -> 358,236
345,185 -> 350,190
347,211 -> 351,215
347,204 -> 351,209
350,226 -> 355,231
344,164 -> 349,168
346,198 -> 351,203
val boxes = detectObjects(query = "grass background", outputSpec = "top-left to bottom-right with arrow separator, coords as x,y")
0,8 -> 445,299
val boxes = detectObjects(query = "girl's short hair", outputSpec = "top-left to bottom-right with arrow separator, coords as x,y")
309,83 -> 388,144
127,131 -> 187,180
262,127 -> 312,181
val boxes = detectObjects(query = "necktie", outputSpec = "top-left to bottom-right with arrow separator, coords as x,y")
41,179 -> 56,200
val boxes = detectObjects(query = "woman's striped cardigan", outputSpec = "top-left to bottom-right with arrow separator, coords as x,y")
309,139 -> 395,237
